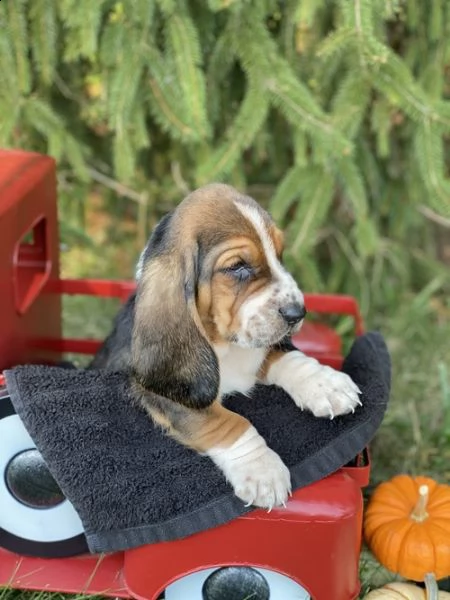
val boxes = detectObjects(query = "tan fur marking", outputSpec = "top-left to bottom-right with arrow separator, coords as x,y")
144,397 -> 251,452
197,280 -> 216,341
188,402 -> 251,452
145,405 -> 173,432
197,235 -> 271,345
258,348 -> 286,381
270,226 -> 285,259
170,186 -> 261,250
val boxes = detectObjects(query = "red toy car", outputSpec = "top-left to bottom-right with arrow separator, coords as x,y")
0,150 -> 367,600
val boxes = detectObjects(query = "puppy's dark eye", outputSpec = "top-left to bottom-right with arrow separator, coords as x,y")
222,261 -> 254,282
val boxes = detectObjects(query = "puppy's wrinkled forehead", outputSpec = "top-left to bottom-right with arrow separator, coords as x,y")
172,183 -> 279,256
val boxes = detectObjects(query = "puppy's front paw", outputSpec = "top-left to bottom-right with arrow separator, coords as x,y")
295,366 -> 362,419
228,447 -> 291,509
266,351 -> 362,419
207,426 -> 291,510
293,366 -> 361,419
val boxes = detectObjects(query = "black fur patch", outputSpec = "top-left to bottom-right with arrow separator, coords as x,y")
143,212 -> 174,261
93,209 -> 221,409
89,294 -> 136,371
131,311 -> 219,409
91,213 -> 174,371
271,335 -> 297,354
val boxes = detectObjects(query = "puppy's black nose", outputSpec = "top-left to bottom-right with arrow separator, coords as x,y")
279,303 -> 307,326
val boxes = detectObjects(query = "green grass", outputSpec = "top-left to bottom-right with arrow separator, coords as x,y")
370,314 -> 450,486
358,309 -> 450,597
0,593 -> 102,600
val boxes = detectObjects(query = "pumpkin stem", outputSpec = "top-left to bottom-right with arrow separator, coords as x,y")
410,484 -> 429,522
424,572 -> 438,600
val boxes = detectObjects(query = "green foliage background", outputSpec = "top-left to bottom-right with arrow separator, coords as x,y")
1,0 -> 450,318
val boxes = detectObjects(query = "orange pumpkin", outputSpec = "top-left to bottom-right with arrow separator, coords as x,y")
364,475 -> 450,581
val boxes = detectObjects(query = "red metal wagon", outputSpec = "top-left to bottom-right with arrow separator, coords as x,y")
0,150 -> 368,600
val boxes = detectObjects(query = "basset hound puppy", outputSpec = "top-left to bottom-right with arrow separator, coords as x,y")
92,183 -> 361,509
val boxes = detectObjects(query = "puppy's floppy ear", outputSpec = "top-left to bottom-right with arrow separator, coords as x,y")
131,217 -> 219,409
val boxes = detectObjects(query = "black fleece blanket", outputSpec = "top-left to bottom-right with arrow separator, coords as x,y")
5,332 -> 390,554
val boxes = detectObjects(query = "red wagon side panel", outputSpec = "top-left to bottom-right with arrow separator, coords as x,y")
0,150 -> 62,370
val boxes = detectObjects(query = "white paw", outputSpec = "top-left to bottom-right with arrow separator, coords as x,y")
227,447 -> 291,509
294,366 -> 362,418
266,351 -> 362,420
207,426 -> 291,510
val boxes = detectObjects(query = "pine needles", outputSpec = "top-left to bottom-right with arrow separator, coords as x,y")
0,0 -> 449,315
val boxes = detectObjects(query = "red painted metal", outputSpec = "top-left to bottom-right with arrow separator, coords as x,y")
303,294 -> 364,336
293,321 -> 343,368
0,471 -> 365,600
0,150 -> 369,600
0,150 -> 62,371
124,472 -> 364,600
45,277 -> 136,301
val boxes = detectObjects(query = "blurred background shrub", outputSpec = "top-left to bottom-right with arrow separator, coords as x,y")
1,0 -> 449,322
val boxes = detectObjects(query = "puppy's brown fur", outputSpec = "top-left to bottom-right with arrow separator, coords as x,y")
130,184 -> 291,452
93,183 -> 349,508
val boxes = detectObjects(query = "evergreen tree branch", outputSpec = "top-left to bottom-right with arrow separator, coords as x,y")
87,166 -> 147,204
28,0 -> 57,84
269,165 -> 306,222
289,167 -> 335,253
145,45 -> 200,141
195,72 -> 270,184
415,120 -> 450,217
235,14 -> 352,155
6,0 -> 31,94
165,6 -> 211,139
